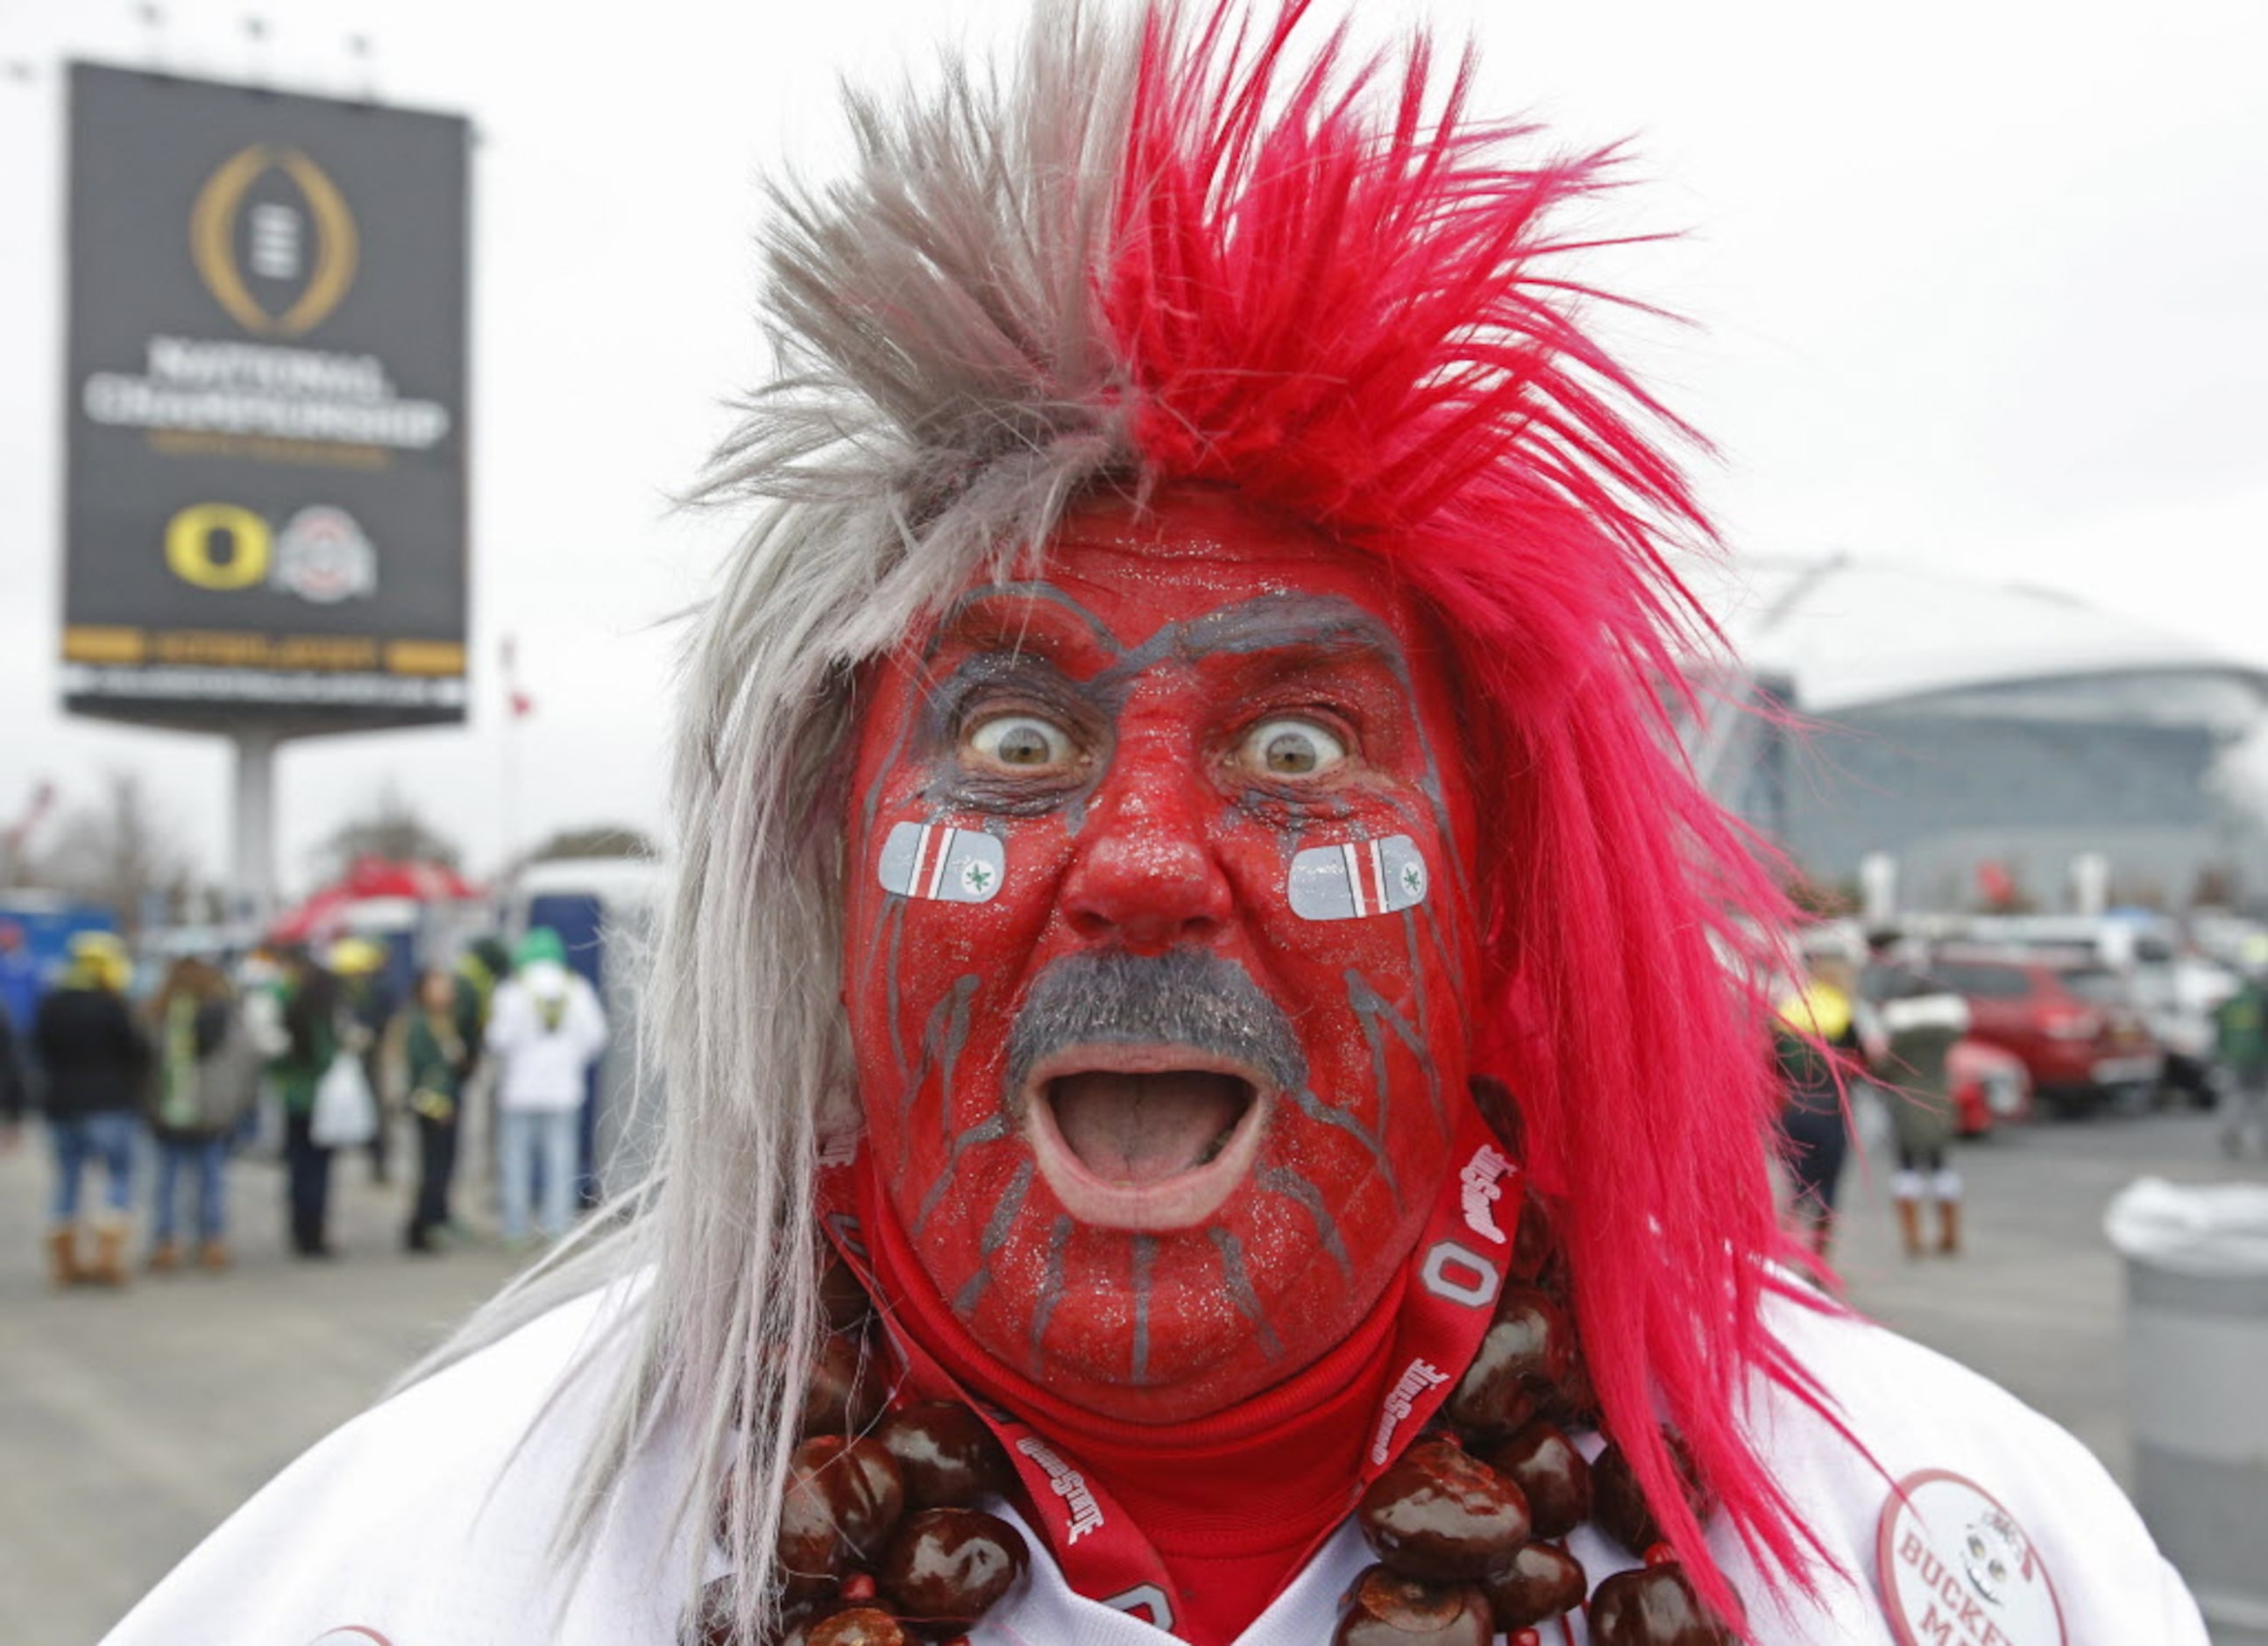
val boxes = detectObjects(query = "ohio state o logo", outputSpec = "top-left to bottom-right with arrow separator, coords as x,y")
1419,1238 -> 1501,1309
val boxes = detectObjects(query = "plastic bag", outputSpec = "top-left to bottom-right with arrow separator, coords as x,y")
309,1051 -> 378,1149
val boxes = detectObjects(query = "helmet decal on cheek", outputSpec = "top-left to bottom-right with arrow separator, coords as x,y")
1287,834 -> 1428,920
877,821 -> 1007,903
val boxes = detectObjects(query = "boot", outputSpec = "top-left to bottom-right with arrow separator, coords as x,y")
1895,1196 -> 1924,1259
83,1219 -> 131,1288
1936,1199 -> 1962,1257
147,1239 -> 181,1274
46,1224 -> 82,1288
195,1239 -> 230,1273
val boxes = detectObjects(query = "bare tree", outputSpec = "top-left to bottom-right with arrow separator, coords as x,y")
28,771 -> 195,937
523,824 -> 659,864
310,783 -> 463,882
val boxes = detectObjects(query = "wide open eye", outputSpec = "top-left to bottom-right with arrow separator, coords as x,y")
966,713 -> 1079,775
1237,717 -> 1348,780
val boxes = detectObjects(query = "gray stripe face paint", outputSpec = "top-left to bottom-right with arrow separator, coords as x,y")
953,1154 -> 1035,1316
1256,1165 -> 1354,1282
1208,1227 -> 1284,1360
1027,1214 -> 1074,1365
1130,1233 -> 1156,1387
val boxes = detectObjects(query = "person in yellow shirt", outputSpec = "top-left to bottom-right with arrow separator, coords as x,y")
1772,959 -> 1860,1258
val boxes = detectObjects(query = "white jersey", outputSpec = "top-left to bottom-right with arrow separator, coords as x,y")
105,1280 -> 2207,1646
485,964 -> 608,1114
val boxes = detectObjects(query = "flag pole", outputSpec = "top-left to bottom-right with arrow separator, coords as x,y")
500,635 -> 521,883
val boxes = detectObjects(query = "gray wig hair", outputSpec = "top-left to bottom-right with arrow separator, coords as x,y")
413,6 -> 1149,1636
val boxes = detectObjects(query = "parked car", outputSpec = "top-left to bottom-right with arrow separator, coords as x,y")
1946,1036 -> 2031,1137
1930,950 -> 2162,1117
2128,952 -> 2239,1109
1959,915 -> 2238,1108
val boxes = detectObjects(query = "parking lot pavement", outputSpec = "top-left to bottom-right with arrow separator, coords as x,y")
1831,1103 -> 2260,1492
3,1107 -> 2258,1643
0,1134 -> 522,1645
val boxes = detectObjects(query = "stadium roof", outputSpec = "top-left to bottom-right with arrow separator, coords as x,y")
1690,554 -> 2268,727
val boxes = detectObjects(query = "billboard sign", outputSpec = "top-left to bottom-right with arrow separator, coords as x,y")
60,64 -> 470,730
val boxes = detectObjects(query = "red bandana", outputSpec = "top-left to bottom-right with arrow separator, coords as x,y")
819,1105 -> 1518,1644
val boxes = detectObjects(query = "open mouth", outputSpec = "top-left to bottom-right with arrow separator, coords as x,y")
1023,1046 -> 1270,1231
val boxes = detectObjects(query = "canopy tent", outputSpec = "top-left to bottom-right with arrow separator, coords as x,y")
266,856 -> 483,946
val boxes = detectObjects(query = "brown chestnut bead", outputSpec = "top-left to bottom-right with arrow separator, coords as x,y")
780,1435 -> 908,1582
1540,1337 -> 1598,1431
1588,1564 -> 1735,1646
1334,1565 -> 1494,1645
1357,1434 -> 1529,1583
1480,1420 -> 1591,1540
1444,1290 -> 1570,1437
769,1599 -> 848,1646
880,1507 -> 1029,1631
1478,1541 -> 1586,1629
804,1334 -> 887,1441
878,1403 -> 1016,1512
802,1609 -> 913,1646
1591,1432 -> 1711,1557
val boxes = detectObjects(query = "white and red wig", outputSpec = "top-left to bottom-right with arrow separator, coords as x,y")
452,2 -> 1832,1635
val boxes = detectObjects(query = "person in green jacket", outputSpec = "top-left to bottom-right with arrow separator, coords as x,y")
2215,963 -> 2268,1160
270,954 -> 344,1258
402,968 -> 474,1252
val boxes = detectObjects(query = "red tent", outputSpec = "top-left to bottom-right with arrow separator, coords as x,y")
267,856 -> 483,945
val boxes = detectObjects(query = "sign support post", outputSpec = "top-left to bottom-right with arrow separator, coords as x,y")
230,727 -> 280,923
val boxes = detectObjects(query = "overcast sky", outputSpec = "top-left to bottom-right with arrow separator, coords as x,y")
3,0 -> 2263,897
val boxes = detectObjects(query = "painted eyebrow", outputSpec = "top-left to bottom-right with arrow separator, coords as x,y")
937,583 -> 1408,679
1099,592 -> 1411,686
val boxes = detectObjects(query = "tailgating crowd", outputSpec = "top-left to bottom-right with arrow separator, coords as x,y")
0,924 -> 607,1287
6,907 -> 2259,1290
1769,928 -> 2268,1261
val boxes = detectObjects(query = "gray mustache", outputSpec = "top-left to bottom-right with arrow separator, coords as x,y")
1004,949 -> 1308,1100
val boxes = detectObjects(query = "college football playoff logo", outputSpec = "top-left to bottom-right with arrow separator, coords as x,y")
189,144 -> 358,337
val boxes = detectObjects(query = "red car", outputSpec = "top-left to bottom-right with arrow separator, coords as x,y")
1931,950 -> 2163,1117
1946,1037 -> 2031,1137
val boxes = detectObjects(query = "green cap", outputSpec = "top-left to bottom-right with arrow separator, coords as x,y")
514,926 -> 567,969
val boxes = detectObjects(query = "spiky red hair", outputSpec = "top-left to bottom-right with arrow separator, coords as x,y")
1102,0 -> 1838,1618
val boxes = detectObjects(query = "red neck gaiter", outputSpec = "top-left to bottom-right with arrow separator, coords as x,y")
833,1120 -> 1516,1645
861,1164 -> 1400,1642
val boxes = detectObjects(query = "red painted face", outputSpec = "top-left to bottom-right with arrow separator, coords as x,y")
844,489 -> 1479,1421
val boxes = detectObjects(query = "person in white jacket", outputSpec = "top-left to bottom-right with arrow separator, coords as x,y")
482,927 -> 606,1243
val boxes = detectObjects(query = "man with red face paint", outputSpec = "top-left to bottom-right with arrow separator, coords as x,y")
846,493 -> 1480,1425
110,6 -> 2205,1646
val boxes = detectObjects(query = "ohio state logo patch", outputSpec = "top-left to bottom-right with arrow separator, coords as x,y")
1875,1470 -> 2066,1646
876,821 -> 1004,904
1286,834 -> 1427,920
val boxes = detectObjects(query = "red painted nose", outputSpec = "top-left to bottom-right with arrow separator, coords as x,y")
1060,746 -> 1234,954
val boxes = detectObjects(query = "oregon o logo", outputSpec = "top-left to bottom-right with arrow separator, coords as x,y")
166,502 -> 271,588
189,145 -> 358,337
